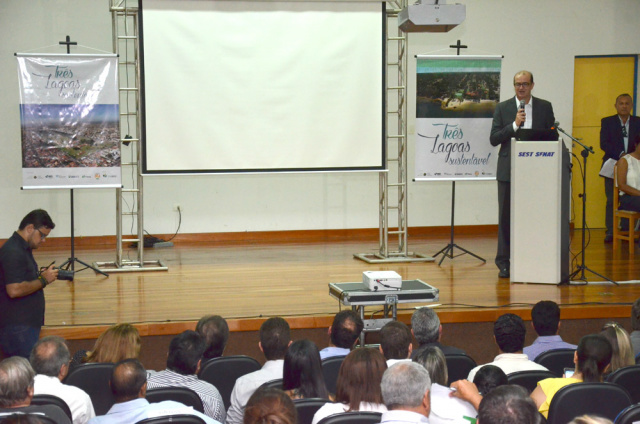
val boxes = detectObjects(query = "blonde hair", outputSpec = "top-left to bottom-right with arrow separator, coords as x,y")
84,323 -> 141,364
600,322 -> 634,373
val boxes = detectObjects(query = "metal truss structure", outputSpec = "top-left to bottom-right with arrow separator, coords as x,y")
95,0 -> 167,273
354,1 -> 433,264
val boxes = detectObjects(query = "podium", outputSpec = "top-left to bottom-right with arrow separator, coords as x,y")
510,137 -> 570,284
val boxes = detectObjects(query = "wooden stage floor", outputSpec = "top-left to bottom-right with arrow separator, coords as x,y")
33,228 -> 640,339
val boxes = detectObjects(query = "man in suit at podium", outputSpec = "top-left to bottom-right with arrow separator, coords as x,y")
490,71 -> 555,278
600,94 -> 640,243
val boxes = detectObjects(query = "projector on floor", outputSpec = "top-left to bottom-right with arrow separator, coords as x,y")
363,271 -> 402,291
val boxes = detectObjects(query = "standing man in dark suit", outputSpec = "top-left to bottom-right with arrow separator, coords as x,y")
600,94 -> 640,243
490,71 -> 555,278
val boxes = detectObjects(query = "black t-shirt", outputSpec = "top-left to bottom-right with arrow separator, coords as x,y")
0,232 -> 45,327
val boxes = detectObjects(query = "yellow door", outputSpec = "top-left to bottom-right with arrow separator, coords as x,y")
572,56 -> 636,229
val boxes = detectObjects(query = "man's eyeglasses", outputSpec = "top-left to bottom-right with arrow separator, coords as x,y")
36,228 -> 47,240
514,82 -> 531,88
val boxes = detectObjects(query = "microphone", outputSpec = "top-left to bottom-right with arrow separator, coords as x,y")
519,100 -> 525,128
555,121 -> 594,153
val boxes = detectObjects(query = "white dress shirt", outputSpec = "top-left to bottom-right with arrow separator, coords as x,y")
312,402 -> 387,424
467,353 -> 549,382
34,374 -> 96,424
225,360 -> 284,424
381,409 -> 430,424
512,96 -> 533,132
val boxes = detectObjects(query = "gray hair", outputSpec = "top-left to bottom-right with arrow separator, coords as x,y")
0,357 -> 36,407
412,346 -> 448,386
381,362 -> 431,409
30,336 -> 70,377
411,308 -> 440,345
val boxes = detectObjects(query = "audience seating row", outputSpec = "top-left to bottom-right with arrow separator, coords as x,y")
39,347 -> 640,424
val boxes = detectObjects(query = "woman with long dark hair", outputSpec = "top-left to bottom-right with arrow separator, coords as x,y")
530,334 -> 612,418
282,339 -> 330,400
311,348 -> 387,424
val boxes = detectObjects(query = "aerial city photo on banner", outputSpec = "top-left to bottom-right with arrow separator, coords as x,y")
414,56 -> 502,181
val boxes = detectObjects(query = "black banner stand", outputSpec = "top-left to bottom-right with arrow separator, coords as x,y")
56,35 -> 108,277
432,41 -> 486,266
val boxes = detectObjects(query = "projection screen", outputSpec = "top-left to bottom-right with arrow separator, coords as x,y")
139,0 -> 385,174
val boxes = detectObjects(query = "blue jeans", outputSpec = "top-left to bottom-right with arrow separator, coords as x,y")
0,325 -> 41,358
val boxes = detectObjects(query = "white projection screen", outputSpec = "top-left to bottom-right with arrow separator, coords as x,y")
139,0 -> 385,174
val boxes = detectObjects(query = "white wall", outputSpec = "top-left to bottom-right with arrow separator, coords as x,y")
1,0 -> 639,238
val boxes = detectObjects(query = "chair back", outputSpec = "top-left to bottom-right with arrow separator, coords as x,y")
294,398 -> 331,424
259,378 -> 283,390
321,355 -> 347,395
547,382 -> 632,424
506,370 -> 557,393
444,354 -> 477,385
606,364 -> 640,404
26,416 -> 58,424
63,362 -> 115,416
198,355 -> 261,410
316,411 -> 382,424
31,394 -> 73,421
533,348 -> 576,377
615,403 -> 640,424
146,387 -> 205,413
135,414 -> 207,424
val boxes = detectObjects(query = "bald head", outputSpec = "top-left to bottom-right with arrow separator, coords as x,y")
110,359 -> 147,403
30,336 -> 70,379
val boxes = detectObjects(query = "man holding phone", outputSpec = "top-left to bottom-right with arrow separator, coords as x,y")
0,209 -> 58,358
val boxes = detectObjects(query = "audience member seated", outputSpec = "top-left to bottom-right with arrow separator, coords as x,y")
379,362 -> 431,424
282,340 -> 330,401
412,346 -> 476,424
524,300 -> 577,360
379,321 -> 413,367
449,366 -> 514,412
70,324 -> 141,369
467,313 -> 548,381
448,366 -> 509,412
615,139 -> 640,213
600,322 -> 634,374
631,298 -> 640,358
319,311 -> 363,360
311,348 -> 388,424
530,334 -> 613,418
30,336 -> 96,424
88,359 -> 218,424
0,357 -> 71,424
477,385 -> 542,424
227,317 -> 291,424
243,388 -> 297,424
147,330 -> 225,422
410,308 -> 464,357
473,365 -> 508,397
196,315 -> 230,361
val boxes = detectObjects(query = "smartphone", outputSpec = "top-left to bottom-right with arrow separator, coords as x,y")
563,367 -> 575,378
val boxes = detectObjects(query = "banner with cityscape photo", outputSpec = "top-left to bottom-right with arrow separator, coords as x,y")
16,54 -> 121,189
414,56 -> 502,181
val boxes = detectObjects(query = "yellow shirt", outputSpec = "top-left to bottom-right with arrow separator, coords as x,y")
538,377 -> 582,418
